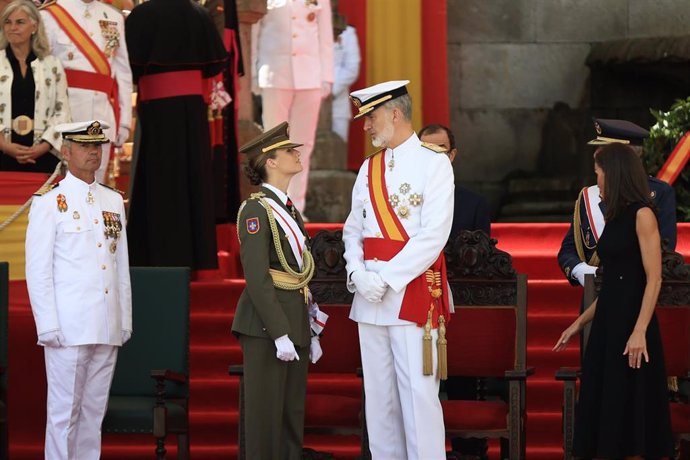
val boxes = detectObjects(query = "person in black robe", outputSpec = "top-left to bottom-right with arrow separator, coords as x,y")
125,0 -> 228,270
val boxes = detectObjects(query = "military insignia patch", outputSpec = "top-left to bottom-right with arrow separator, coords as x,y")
246,217 -> 260,234
56,194 -> 68,212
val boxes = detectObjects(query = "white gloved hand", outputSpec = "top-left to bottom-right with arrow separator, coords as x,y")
572,262 -> 598,286
121,330 -> 132,345
351,270 -> 387,303
321,81 -> 332,99
38,330 -> 65,348
274,334 -> 299,362
309,336 -> 323,364
114,126 -> 130,147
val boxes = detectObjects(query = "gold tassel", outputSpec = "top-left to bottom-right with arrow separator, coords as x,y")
437,315 -> 448,380
668,376 -> 679,393
422,306 -> 433,375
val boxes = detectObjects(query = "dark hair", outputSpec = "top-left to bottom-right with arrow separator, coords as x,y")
419,123 -> 456,151
594,143 -> 653,221
243,150 -> 277,186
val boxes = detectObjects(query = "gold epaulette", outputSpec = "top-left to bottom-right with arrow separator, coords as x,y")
248,191 -> 266,200
421,142 -> 448,154
37,0 -> 57,10
100,183 -> 125,195
364,148 -> 385,160
33,183 -> 59,196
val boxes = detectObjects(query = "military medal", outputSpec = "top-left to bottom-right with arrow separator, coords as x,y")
56,194 -> 68,212
87,191 -> 95,204
397,206 -> 409,218
110,241 -> 117,254
72,211 -> 80,220
399,183 -> 411,194
102,211 -> 122,239
99,20 -> 120,58
409,193 -> 423,206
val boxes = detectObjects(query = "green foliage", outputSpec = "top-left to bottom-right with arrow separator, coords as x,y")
643,97 -> 690,221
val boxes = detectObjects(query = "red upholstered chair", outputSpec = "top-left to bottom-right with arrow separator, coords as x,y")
443,230 -> 533,459
557,251 -> 690,460
230,230 -> 366,459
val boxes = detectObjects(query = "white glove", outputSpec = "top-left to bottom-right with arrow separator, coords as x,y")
321,81 -> 332,99
351,270 -> 387,303
115,126 -> 130,147
121,330 -> 132,345
572,262 -> 598,286
274,334 -> 299,362
38,330 -> 65,348
309,336 -> 323,364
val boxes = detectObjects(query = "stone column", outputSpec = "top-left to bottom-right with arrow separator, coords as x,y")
306,97 -> 357,222
236,0 -> 266,199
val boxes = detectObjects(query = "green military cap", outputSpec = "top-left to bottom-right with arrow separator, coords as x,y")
239,121 -> 303,156
55,120 -> 110,144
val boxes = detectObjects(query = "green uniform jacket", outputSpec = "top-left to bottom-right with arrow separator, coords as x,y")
231,187 -> 311,347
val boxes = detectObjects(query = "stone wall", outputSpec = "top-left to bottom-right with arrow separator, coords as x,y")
448,0 -> 690,211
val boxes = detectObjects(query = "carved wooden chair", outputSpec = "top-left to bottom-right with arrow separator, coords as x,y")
0,262 -> 8,460
556,250 -> 690,460
442,230 -> 533,459
102,267 -> 191,460
230,230 -> 367,459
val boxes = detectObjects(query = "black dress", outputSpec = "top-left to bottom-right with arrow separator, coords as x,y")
125,0 -> 227,270
573,202 -> 674,458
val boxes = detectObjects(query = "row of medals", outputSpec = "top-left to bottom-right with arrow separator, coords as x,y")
388,182 -> 423,219
76,191 -> 121,254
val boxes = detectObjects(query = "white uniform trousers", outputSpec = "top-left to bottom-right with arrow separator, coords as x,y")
261,88 -> 322,214
44,344 -> 118,460
358,323 -> 446,460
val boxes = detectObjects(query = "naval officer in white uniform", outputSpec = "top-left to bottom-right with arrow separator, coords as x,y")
41,0 -> 133,183
342,80 -> 454,459
25,120 -> 132,460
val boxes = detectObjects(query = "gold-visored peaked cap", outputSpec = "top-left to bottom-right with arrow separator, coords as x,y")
239,121 -> 303,157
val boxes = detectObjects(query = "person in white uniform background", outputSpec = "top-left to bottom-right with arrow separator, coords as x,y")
25,120 -> 132,460
40,0 -> 133,183
342,80 -> 454,460
330,8 -> 360,142
251,0 -> 334,217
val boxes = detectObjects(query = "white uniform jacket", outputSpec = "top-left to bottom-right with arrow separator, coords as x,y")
25,172 -> 132,346
252,0 -> 334,89
0,51 -> 71,152
41,0 -> 133,141
342,133 -> 454,325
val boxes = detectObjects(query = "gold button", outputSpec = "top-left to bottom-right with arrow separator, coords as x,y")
101,265 -> 106,270
97,242 -> 102,248
94,219 -> 98,224
105,288 -> 109,294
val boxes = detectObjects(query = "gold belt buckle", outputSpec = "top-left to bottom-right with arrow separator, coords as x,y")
12,115 -> 33,136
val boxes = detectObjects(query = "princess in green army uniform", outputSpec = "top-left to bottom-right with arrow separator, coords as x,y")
232,121 -> 326,459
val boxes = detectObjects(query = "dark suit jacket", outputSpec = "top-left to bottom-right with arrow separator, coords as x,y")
450,186 -> 491,238
558,177 -> 677,286
231,187 -> 311,347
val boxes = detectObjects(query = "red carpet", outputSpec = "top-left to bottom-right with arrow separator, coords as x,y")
8,223 -> 690,459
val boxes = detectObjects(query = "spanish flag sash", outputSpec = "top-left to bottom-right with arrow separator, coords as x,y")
365,151 -> 450,329
43,4 -> 120,127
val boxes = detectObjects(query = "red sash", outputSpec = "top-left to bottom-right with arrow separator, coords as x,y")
45,4 -> 120,129
364,151 -> 450,327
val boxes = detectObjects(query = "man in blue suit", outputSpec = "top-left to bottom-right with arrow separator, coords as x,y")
558,118 -> 677,288
419,124 -> 491,237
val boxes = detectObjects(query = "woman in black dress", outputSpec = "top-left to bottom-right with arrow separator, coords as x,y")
554,143 -> 674,459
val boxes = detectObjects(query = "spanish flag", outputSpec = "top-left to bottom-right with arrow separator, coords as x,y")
338,0 -> 449,170
0,172 -> 53,281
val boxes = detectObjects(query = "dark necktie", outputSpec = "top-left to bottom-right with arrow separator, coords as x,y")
286,197 -> 296,219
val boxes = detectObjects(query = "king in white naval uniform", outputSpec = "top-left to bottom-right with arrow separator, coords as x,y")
40,0 -> 133,182
342,81 -> 454,460
25,120 -> 132,460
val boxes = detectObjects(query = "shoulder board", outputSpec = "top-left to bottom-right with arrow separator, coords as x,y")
364,148 -> 385,160
421,142 -> 448,154
99,183 -> 125,195
38,0 -> 57,10
33,183 -> 59,196
248,191 -> 266,200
